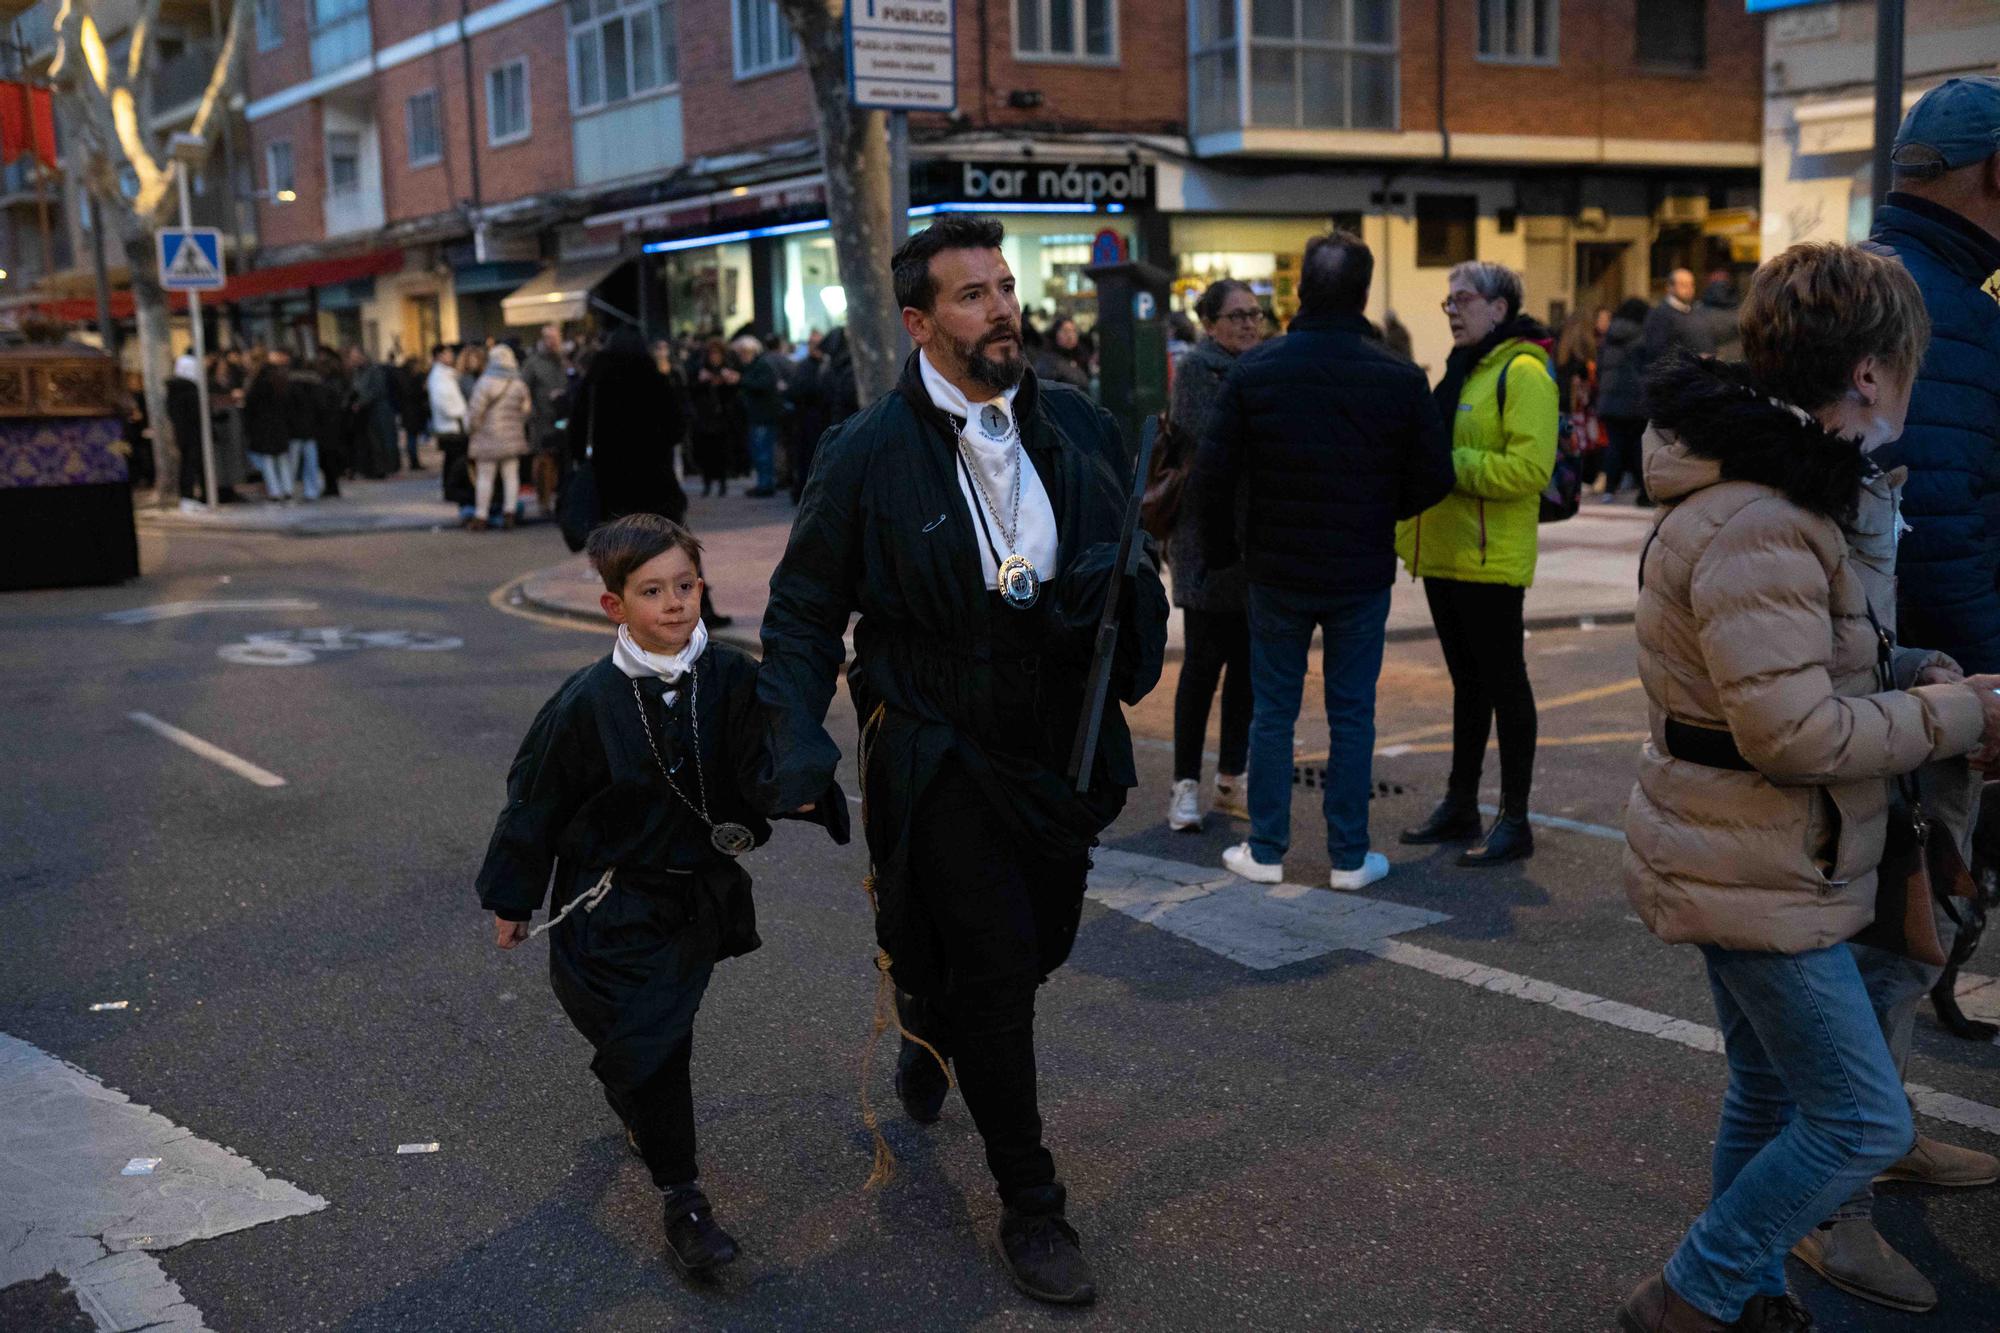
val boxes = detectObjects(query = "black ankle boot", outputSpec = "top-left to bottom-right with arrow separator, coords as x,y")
998,1194 -> 1096,1306
894,1035 -> 950,1125
1400,794 -> 1483,845
1458,813 -> 1534,867
663,1187 -> 739,1276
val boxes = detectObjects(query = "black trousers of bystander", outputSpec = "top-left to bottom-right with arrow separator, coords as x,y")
899,758 -> 1089,1212
1173,607 -> 1251,783
1423,577 -> 1537,818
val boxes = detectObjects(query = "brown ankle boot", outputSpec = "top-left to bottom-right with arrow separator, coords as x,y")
1616,1273 -> 1731,1332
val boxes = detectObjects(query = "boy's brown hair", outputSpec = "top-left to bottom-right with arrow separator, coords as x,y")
586,513 -> 705,595
1740,242 -> 1931,412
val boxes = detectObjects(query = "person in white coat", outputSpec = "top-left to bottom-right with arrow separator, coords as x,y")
427,343 -> 474,522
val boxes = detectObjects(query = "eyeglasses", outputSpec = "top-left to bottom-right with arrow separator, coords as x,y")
1440,293 -> 1484,314
1216,310 -> 1265,325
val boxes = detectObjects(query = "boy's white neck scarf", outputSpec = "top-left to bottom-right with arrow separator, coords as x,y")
613,620 -> 707,699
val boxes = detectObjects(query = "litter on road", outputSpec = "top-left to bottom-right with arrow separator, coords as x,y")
120,1158 -> 160,1176
89,1000 -> 129,1011
395,1142 -> 440,1155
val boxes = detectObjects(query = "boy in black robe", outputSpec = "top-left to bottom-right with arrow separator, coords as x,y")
477,513 -> 808,1276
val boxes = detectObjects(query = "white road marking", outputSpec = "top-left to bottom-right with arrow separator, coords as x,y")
1091,847 -> 2000,1139
0,1032 -> 327,1332
127,713 -> 287,788
1951,969 -> 2000,1029
102,599 -> 318,625
1478,803 -> 1625,841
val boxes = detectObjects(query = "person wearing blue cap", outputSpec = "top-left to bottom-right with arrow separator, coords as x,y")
1797,74 -> 2000,1318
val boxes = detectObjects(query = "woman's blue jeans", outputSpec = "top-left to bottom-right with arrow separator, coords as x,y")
1664,941 -> 1914,1321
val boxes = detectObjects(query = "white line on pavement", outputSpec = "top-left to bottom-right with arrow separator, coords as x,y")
102,599 -> 319,625
127,713 -> 287,788
1090,847 -> 2000,1140
1478,803 -> 1625,841
0,1032 -> 327,1331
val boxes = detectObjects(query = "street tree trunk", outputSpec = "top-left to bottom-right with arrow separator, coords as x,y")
776,0 -> 901,407
123,228 -> 178,507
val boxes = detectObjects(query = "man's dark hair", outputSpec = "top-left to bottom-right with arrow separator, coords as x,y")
431,343 -> 451,360
587,512 -> 706,594
894,215 -> 1007,312
1298,231 -> 1374,314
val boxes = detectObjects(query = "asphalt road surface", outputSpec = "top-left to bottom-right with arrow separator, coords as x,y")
4,516 -> 1997,1332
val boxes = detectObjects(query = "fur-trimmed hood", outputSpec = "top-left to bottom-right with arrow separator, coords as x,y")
1642,355 -> 1873,521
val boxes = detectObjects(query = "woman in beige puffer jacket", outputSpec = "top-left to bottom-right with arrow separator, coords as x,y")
1615,245 -> 2000,1333
466,343 -> 532,530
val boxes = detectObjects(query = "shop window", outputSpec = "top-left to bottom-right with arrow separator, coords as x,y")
326,131 -> 361,196
265,140 -> 295,197
570,0 -> 679,112
255,0 -> 282,52
406,90 -> 441,168
1635,0 -> 1704,72
1416,195 -> 1477,269
1237,0 -> 1398,133
1017,0 -> 1117,63
1477,0 -> 1556,64
488,59 -> 531,146
733,0 -> 796,79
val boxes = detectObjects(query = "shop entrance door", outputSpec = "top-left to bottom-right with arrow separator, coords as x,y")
1575,242 -> 1629,316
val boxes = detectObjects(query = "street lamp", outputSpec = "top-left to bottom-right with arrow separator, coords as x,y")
167,132 -> 220,510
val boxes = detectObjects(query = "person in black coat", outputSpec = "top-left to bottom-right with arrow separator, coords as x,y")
687,340 -> 743,497
1192,230 -> 1453,892
1595,298 -> 1653,500
166,356 -> 203,501
759,217 -> 1166,1307
243,351 -> 295,500
569,328 -> 688,526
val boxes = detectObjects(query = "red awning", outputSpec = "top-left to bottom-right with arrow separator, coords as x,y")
27,247 -> 405,324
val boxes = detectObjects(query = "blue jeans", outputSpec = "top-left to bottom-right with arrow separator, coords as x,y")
748,424 -> 778,492
253,450 -> 294,499
1665,942 -> 1914,1321
1245,584 -> 1390,872
290,439 -> 322,501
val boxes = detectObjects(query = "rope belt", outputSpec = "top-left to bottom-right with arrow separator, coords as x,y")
526,868 -> 615,939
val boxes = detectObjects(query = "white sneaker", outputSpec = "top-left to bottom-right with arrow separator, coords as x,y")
1222,842 -> 1282,883
1212,773 -> 1248,820
1327,853 -> 1390,892
1167,779 -> 1202,832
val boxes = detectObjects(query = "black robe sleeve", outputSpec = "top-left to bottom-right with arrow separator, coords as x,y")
756,422 -> 864,839
476,671 -> 604,920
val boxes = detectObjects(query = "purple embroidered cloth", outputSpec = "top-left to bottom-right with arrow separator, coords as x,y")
0,417 -> 129,490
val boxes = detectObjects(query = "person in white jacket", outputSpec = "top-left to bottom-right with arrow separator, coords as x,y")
427,343 -> 474,522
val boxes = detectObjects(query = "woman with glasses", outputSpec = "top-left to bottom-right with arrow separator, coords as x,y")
1166,279 -> 1264,831
1394,262 -> 1557,867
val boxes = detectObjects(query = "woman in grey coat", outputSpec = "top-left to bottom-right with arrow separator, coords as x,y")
1167,279 -> 1264,831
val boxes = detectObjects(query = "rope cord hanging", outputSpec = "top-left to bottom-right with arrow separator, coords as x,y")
855,702 -> 954,1190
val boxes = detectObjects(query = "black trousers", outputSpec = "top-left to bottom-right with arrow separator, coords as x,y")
1423,577 -> 1537,816
900,759 -> 1087,1210
604,1036 -> 698,1189
1601,416 -> 1648,499
1174,606 -> 1251,782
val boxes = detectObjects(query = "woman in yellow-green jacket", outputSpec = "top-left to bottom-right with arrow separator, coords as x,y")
1394,261 -> 1557,868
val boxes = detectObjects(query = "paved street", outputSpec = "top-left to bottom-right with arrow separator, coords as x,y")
4,495 -> 1998,1332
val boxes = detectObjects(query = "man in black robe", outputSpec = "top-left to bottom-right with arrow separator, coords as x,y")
760,215 -> 1168,1305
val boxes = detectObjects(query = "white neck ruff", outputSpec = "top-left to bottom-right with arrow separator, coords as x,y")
613,620 -> 707,686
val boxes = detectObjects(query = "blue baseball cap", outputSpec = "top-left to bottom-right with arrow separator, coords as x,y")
1893,76 -> 2000,176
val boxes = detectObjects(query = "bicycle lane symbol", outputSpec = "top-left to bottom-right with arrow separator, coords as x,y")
217,627 -> 465,667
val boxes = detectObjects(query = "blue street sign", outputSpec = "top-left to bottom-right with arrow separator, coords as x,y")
158,228 -> 226,291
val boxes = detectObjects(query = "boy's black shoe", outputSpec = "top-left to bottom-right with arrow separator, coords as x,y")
894,1037 -> 949,1124
998,1206 -> 1096,1306
663,1190 -> 739,1276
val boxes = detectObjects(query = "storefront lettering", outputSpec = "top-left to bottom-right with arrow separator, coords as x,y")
957,161 -> 1152,207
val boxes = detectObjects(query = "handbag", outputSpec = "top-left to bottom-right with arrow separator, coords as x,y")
1850,605 -> 1977,965
557,386 -> 601,554
1139,410 -> 1193,544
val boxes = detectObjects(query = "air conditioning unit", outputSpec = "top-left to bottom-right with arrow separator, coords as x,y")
1658,194 -> 1710,225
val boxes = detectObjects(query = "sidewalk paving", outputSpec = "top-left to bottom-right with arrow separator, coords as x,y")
513,490 -> 1655,650
134,468 -> 460,538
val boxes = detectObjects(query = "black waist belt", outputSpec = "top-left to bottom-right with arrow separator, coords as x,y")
1663,718 -> 1756,773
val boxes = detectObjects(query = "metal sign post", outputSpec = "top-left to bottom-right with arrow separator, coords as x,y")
160,136 -> 226,508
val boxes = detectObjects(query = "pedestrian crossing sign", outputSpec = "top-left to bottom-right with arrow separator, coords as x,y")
158,227 -> 226,291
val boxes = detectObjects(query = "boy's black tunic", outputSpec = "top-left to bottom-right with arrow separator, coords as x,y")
760,351 -> 1168,1208
476,643 -> 769,1124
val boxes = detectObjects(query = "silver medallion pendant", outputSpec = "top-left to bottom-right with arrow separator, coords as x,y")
710,822 -> 756,857
997,553 -> 1042,610
978,403 -> 1010,440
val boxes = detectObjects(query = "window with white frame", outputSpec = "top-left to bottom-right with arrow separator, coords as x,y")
406,90 -> 442,167
1477,0 -> 1555,63
488,59 -> 531,145
569,0 -> 680,112
266,140 -> 295,196
255,0 -> 282,51
732,0 -> 796,78
1195,0 -> 1397,135
326,131 -> 361,195
1016,0 -> 1117,62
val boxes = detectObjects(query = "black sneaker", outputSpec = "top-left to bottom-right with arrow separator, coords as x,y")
894,1037 -> 950,1124
997,1208 -> 1096,1306
663,1190 -> 739,1276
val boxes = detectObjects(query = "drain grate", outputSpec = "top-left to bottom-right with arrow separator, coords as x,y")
1292,762 -> 1405,798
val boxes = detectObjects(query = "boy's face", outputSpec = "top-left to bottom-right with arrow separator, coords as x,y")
601,546 -> 703,656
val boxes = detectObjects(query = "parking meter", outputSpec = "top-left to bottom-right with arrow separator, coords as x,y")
1086,258 -> 1172,468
